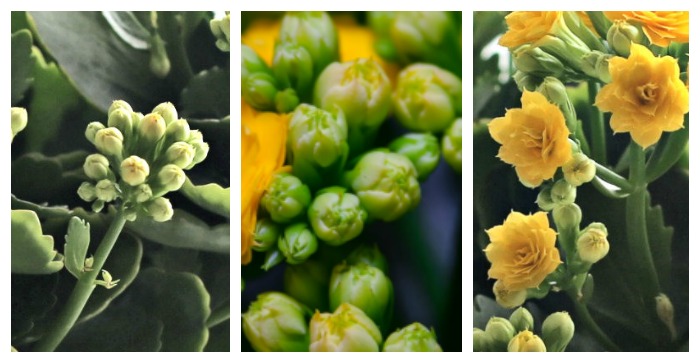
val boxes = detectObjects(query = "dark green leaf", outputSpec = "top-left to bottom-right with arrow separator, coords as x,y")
11,151 -> 87,205
101,11 -> 151,50
11,273 -> 59,344
204,320 -> 229,352
11,30 -> 34,105
11,210 -> 64,275
180,66 -> 230,118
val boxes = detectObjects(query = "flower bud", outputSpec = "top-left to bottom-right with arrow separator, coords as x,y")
552,203 -> 583,231
345,150 -> 421,222
152,102 -> 178,125
382,323 -> 442,352
120,155 -> 150,186
346,243 -> 389,275
330,262 -> 393,330
274,88 -> 300,113
157,164 -> 186,192
77,182 -> 97,202
278,222 -> 318,265
581,50 -> 612,83
138,113 -> 166,142
512,45 -> 567,78
576,222 -> 609,263
508,330 -> 547,352
261,172 -> 311,224
550,179 -> 576,206
536,76 -> 577,132
209,14 -> 230,52
133,183 -> 153,203
284,259 -> 330,312
473,328 -> 492,352
607,20 -> 644,57
107,108 -> 133,137
94,127 -> 124,156
146,197 -> 174,222
165,141 -> 195,169
95,179 -> 118,202
107,100 -> 133,115
272,42 -> 315,101
243,72 -> 279,111
308,187 -> 367,246
242,292 -> 310,352
149,33 -> 170,79
492,279 -> 527,309
536,184 -> 556,211
278,11 -> 339,77
189,140 -> 209,167
541,311 -> 575,352
85,121 -> 106,144
655,293 -> 677,340
309,303 -> 382,352
484,317 -> 516,351
252,218 -> 280,252
509,307 -> 535,332
165,119 -> 191,143
389,133 -> 440,180
513,70 -> 543,92
83,153 -> 111,180
11,107 -> 27,141
563,152 -> 596,186
442,118 -> 462,173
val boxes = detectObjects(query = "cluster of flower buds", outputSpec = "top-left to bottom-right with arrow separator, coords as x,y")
79,100 -> 208,222
209,12 -> 230,52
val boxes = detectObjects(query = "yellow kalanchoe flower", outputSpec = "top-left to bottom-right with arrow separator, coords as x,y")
488,91 -> 572,188
595,43 -> 688,149
604,11 -> 688,47
508,330 -> 547,352
241,101 -> 288,265
499,11 -> 562,48
485,211 -> 562,291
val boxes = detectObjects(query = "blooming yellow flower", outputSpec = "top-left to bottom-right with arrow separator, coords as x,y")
488,91 -> 572,188
604,11 -> 688,46
595,43 -> 688,149
241,18 -> 281,65
241,101 -> 288,265
499,11 -> 562,48
484,211 -> 561,291
508,330 -> 547,352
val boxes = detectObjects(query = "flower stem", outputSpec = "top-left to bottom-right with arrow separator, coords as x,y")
588,81 -> 607,164
33,212 -> 127,352
594,161 -> 632,192
568,291 -> 621,351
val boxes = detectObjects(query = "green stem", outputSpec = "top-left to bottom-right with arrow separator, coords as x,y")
569,292 -> 621,352
34,213 -> 127,352
206,303 -> 231,329
594,161 -> 632,192
588,81 -> 607,164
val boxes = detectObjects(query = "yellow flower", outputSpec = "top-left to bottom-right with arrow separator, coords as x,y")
241,101 -> 288,265
499,11 -> 562,48
595,43 -> 688,149
484,211 -> 561,291
604,11 -> 688,46
488,91 -> 572,188
242,18 -> 281,65
508,330 -> 547,352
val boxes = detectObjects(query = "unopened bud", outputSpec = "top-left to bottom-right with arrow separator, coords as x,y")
552,203 -> 582,231
77,182 -> 97,202
492,279 -> 527,309
165,141 -> 196,169
157,164 -> 186,192
138,113 -> 166,142
95,179 -> 118,202
107,100 -> 133,115
581,50 -> 612,83
576,222 -> 609,263
11,107 -> 28,141
83,154 -> 111,180
563,153 -> 596,186
133,183 -> 153,203
550,179 -> 576,206
509,307 -> 534,332
508,330 -> 547,352
189,140 -> 209,167
165,119 -> 191,142
107,108 -> 133,136
146,197 -> 174,222
536,184 -> 556,211
252,218 -> 280,252
473,328 -> 492,352
655,293 -> 677,340
484,317 -> 516,351
607,20 -> 643,57
152,102 -> 178,125
120,155 -> 150,186
85,121 -> 106,144
94,127 -> 124,156
541,311 -> 575,352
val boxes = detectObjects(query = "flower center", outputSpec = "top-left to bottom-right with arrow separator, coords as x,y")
636,83 -> 659,105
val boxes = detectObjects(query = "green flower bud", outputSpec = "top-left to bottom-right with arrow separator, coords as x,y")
107,100 -> 133,115
274,88 -> 300,113
330,262 -> 393,330
345,150 -> 420,222
382,323 -> 442,352
83,153 -> 111,180
11,107 -> 27,141
252,218 -> 280,252
577,222 -> 609,263
552,203 -> 582,231
146,197 -> 174,222
473,328 -> 492,352
655,293 -> 677,340
133,183 -> 153,203
509,307 -> 535,332
536,184 -> 556,211
563,152 -> 596,186
607,20 -> 644,57
513,70 -> 543,92
165,119 -> 191,143
165,141 -> 195,169
442,118 -> 462,173
209,14 -> 230,52
278,222 -> 318,265
77,182 -> 97,202
536,76 -> 577,132
107,108 -> 133,137
120,155 -> 150,186
242,292 -> 310,352
278,11 -> 339,77
284,259 -> 330,312
512,45 -> 567,78
149,33 -> 170,79
393,64 -> 461,132
243,72 -> 279,111
308,187 -> 367,246
138,113 -> 166,142
309,303 -> 382,352
94,127 -> 124,156
261,172 -> 311,224
389,133 -> 440,180
85,121 -> 106,144
484,317 -> 516,351
550,179 -> 576,206
492,279 -> 527,309
95,179 -> 119,202
581,50 -> 612,83
189,140 -> 209,167
508,330 -> 547,352
313,58 -> 392,153
92,200 -> 105,213
272,42 -> 315,101
541,311 -> 575,352
152,102 -> 178,126
157,164 -> 186,192
346,243 -> 389,275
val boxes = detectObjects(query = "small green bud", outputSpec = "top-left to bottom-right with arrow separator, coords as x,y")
346,243 -> 389,275
133,183 -> 153,203
92,200 -> 105,213
473,328 -> 492,352
95,179 -> 119,202
563,153 -> 596,186
146,197 -> 174,222
484,317 -> 516,351
107,100 -> 133,115
492,279 -> 527,309
552,203 -> 582,231
120,155 -> 150,186
536,76 -> 577,132
382,323 -> 442,352
165,141 -> 195,169
442,118 -> 462,173
261,173 -> 311,224
655,293 -> 677,340
273,42 -> 315,101
284,259 -> 330,312
278,222 -> 318,265
94,127 -> 124,156
536,184 -> 556,211
189,140 -> 209,167
274,88 -> 300,113
165,119 -> 191,143
155,164 -> 185,192
607,19 -> 644,57
512,45 -> 567,78
83,153 -> 111,180
329,262 -> 393,330
11,107 -> 28,141
278,11 -> 339,77
77,182 -> 97,202
509,307 -> 535,332
85,121 -> 106,144
308,187 -> 367,246
541,311 -> 575,352
581,50 -> 612,83
252,218 -> 280,252
309,303 -> 382,352
550,179 -> 576,206
508,330 -> 547,352
288,103 -> 348,170
152,102 -> 178,125
389,133 -> 440,180
242,292 -> 310,352
243,72 -> 279,111
138,113 -> 166,142
149,33 -> 170,79
95,269 -> 120,289
107,108 -> 133,137
576,222 -> 609,263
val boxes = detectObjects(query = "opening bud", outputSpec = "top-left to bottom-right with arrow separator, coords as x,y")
508,330 -> 547,352
83,153 -> 111,180
210,14 -> 230,52
563,152 -> 596,186
382,323 -> 442,352
308,188 -> 367,246
77,182 -> 97,202
95,179 -> 119,202
309,303 -> 381,352
152,102 -> 178,125
120,155 -> 150,186
157,164 -> 186,192
243,292 -> 310,352
492,279 -> 527,309
146,197 -> 174,222
165,141 -> 196,169
94,127 -> 124,156
576,222 -> 610,263
278,222 -> 318,265
541,311 -> 575,352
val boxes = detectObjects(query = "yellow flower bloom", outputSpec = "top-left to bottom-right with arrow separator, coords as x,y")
499,11 -> 562,48
604,11 -> 688,46
595,43 -> 688,149
508,330 -> 547,352
242,18 -> 281,65
241,101 -> 288,265
484,211 -> 561,291
488,91 -> 572,188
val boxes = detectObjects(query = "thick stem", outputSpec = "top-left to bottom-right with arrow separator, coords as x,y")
588,81 -> 608,164
34,213 -> 127,352
594,161 -> 632,192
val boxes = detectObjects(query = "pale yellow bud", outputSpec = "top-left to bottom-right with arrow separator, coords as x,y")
83,154 -> 111,180
165,141 -> 195,168
120,155 -> 150,186
95,179 -> 119,202
562,153 -> 596,186
147,197 -> 174,222
138,113 -> 166,141
152,102 -> 178,125
493,279 -> 527,309
576,223 -> 609,263
508,330 -> 547,352
94,127 -> 124,156
157,164 -> 186,192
